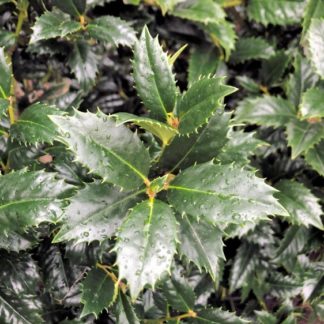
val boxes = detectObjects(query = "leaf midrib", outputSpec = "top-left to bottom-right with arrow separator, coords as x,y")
0,198 -> 53,210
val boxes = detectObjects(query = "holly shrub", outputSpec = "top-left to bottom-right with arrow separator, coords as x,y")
0,0 -> 323,323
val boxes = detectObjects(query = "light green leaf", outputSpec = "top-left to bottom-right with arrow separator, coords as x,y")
114,292 -> 140,324
155,0 -> 180,14
0,30 -> 15,48
230,37 -> 275,64
0,47 -> 11,99
68,40 -> 98,90
305,140 -> 324,175
177,76 -> 236,134
159,112 -> 230,170
168,161 -> 288,225
275,180 -> 323,230
133,26 -> 177,121
10,103 -> 65,144
161,272 -> 196,312
177,214 -> 225,280
30,11 -> 81,43
53,182 -> 143,244
300,87 -> 324,119
286,118 -> 324,158
87,16 -> 136,47
80,268 -> 115,318
172,0 -> 225,24
302,0 -> 324,39
0,98 -> 8,116
188,46 -> 219,86
114,199 -> 177,300
50,110 -> 150,190
189,308 -> 250,323
255,310 -> 277,324
113,112 -> 178,145
305,18 -> 324,78
233,95 -> 296,127
0,170 -> 73,235
247,0 -> 306,26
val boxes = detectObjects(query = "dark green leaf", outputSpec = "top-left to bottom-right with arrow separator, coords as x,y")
53,0 -> 86,16
53,182 -> 143,244
189,308 -> 249,323
114,199 -> 177,299
133,26 -> 177,121
305,140 -> 324,175
236,76 -> 261,94
50,110 -> 150,190
177,76 -> 236,134
87,16 -> 136,47
0,98 -> 8,116
114,292 -> 140,324
10,103 -> 65,144
275,180 -> 323,230
168,161 -> 288,225
0,47 -> 11,99
81,268 -> 115,318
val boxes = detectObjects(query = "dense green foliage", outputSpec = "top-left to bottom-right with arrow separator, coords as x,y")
0,0 -> 323,323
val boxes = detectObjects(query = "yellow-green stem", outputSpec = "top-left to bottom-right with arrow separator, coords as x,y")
223,0 -> 244,8
15,1 -> 29,38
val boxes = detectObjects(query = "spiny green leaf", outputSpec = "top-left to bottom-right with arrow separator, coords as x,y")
10,103 -> 65,145
285,53 -> 319,107
68,40 -> 98,91
133,26 -> 177,121
30,10 -> 81,43
172,0 -> 226,24
188,46 -> 220,86
168,161 -> 288,225
177,76 -> 236,134
87,16 -> 136,47
0,47 -> 11,99
305,140 -> 324,175
247,0 -> 306,26
161,272 -> 196,312
0,254 -> 44,324
205,20 -> 237,61
159,112 -> 230,171
53,0 -> 86,16
230,37 -> 275,64
300,87 -> 324,119
275,180 -> 323,230
286,118 -> 324,158
50,110 -> 150,190
80,268 -> 115,318
233,95 -> 296,127
0,170 -> 73,235
113,112 -> 178,145
114,292 -> 140,324
114,199 -> 178,300
302,0 -> 324,39
305,18 -> 324,78
189,308 -> 250,323
53,182 -> 143,244
177,214 -> 225,280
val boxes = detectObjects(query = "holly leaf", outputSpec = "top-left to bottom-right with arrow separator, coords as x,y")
302,0 -> 324,39
0,170 -> 73,235
286,118 -> 324,158
188,308 -> 249,323
87,16 -> 136,47
155,0 -> 180,15
30,11 -> 81,43
161,272 -> 196,312
114,292 -> 140,324
0,253 -> 44,324
0,230 -> 38,252
80,268 -> 115,318
305,18 -> 324,78
233,95 -> 296,127
247,0 -> 306,26
300,88 -> 324,119
177,214 -> 225,281
275,180 -> 323,230
168,161 -> 288,225
305,140 -> 324,176
50,110 -> 150,190
0,98 -> 8,116
68,40 -> 98,91
53,182 -> 143,244
177,76 -> 236,134
172,0 -> 225,24
53,0 -> 86,16
0,47 -> 11,99
230,37 -> 275,63
113,112 -> 178,145
10,103 -> 65,145
114,199 -> 177,300
133,26 -> 177,121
